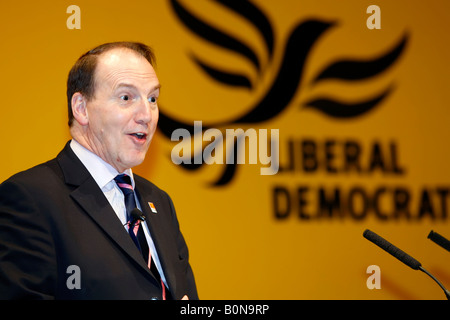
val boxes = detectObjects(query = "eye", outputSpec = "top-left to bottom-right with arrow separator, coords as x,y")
148,96 -> 157,103
120,95 -> 130,101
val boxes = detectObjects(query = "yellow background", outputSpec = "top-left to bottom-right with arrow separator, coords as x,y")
1,0 -> 450,299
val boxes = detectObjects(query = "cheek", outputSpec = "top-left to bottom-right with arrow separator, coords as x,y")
99,111 -> 128,136
151,109 -> 159,131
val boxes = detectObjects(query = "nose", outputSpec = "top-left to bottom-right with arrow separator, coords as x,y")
135,97 -> 154,125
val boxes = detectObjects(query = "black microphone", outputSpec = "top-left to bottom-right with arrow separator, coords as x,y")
123,208 -> 146,227
363,229 -> 421,269
363,229 -> 450,300
428,230 -> 450,252
131,208 -> 146,222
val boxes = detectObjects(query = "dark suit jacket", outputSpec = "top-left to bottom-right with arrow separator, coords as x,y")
0,142 -> 198,300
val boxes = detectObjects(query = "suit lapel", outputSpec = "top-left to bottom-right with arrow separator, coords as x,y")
70,181 -> 149,270
56,142 -> 154,278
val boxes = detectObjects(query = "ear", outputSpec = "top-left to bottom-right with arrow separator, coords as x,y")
71,92 -> 89,126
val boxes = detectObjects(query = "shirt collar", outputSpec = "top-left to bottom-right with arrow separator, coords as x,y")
69,139 -> 135,190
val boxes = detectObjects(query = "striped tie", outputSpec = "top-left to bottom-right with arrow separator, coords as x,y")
114,174 -> 167,299
114,174 -> 141,251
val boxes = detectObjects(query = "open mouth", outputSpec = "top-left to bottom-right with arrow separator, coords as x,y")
129,133 -> 147,141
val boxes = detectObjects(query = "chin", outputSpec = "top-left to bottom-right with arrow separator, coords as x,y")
127,156 -> 146,169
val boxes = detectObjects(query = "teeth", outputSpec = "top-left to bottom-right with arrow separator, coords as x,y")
132,133 -> 145,139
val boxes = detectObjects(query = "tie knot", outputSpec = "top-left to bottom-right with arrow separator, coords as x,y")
114,174 -> 134,195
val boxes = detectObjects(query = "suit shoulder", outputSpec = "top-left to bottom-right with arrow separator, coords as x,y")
1,158 -> 62,188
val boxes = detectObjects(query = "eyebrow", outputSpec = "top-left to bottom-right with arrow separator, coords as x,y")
114,82 -> 161,93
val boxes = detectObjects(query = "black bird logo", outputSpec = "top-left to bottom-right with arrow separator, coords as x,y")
158,0 -> 409,186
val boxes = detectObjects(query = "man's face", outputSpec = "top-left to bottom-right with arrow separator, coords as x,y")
84,48 -> 160,172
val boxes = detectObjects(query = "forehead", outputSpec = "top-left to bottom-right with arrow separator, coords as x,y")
94,48 -> 158,89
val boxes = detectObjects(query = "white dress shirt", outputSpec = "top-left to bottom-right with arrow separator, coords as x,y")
69,139 -> 168,287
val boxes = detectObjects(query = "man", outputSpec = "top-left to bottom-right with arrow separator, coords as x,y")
0,42 -> 198,300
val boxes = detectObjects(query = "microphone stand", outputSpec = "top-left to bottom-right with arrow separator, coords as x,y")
419,266 -> 450,300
